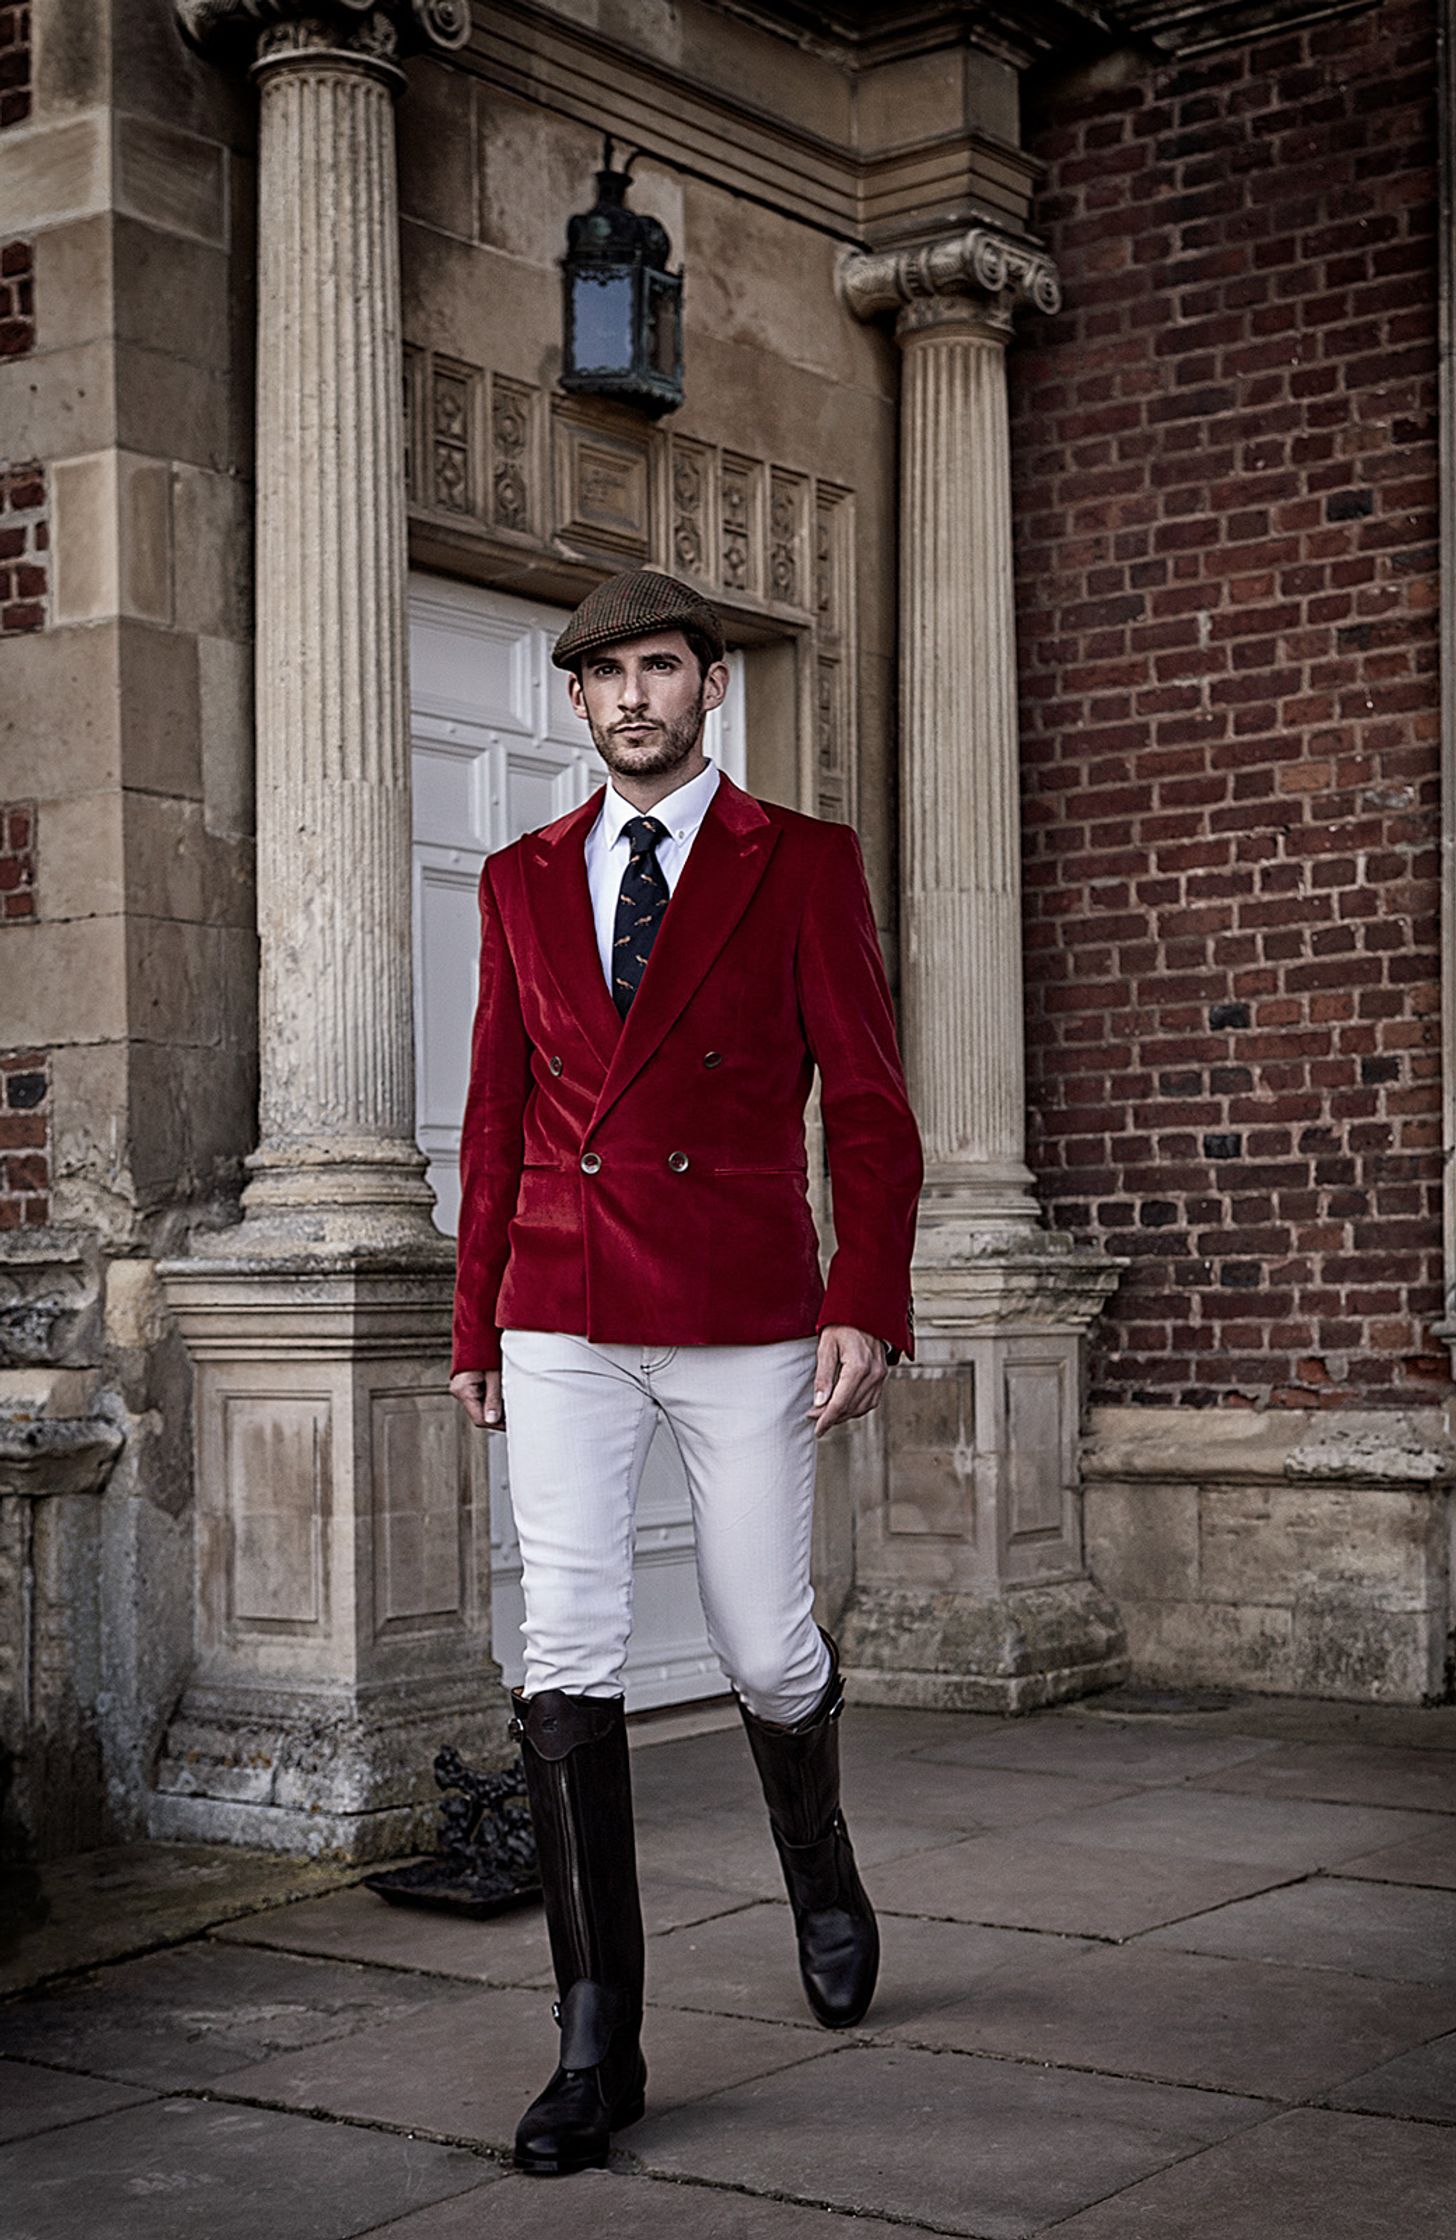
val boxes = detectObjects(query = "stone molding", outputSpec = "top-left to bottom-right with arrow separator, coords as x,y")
839,223 -> 1062,337
176,0 -> 470,77
1082,1403 -> 1456,1491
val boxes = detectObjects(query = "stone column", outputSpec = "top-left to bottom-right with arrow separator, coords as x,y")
155,1 -> 502,1858
838,228 -> 1129,1710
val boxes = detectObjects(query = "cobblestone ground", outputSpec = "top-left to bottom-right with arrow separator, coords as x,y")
3,1691 -> 1454,2238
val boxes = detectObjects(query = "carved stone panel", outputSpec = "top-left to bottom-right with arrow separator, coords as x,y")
668,435 -> 714,583
371,1389 -> 469,1636
882,1364 -> 975,1540
430,356 -> 476,516
490,374 -> 534,534
1003,1351 -> 1078,1579
554,409 -> 652,557
768,469 -> 808,608
225,1393 -> 330,1633
720,452 -> 761,597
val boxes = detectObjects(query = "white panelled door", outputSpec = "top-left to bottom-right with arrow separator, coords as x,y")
409,572 -> 746,1709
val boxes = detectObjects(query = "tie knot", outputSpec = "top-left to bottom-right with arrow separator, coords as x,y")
624,814 -> 667,854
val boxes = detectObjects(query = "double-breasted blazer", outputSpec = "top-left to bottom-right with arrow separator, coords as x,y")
451,768 -> 923,1374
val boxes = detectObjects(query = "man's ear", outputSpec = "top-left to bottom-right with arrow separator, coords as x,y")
565,671 -> 588,721
701,659 -> 730,715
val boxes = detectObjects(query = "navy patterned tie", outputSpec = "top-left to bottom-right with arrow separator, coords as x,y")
611,814 -> 670,1019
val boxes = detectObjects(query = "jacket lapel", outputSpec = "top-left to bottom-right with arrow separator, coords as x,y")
520,786 -> 621,1076
588,771 -> 779,1135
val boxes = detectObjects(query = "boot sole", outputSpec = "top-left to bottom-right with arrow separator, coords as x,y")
513,2096 -> 646,2177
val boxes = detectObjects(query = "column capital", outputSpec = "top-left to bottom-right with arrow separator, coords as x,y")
839,225 -> 1061,344
177,0 -> 469,83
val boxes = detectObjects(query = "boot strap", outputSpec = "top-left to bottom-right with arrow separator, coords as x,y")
557,1978 -> 628,2071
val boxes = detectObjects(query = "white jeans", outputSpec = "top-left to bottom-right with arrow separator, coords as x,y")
499,1329 -> 832,1725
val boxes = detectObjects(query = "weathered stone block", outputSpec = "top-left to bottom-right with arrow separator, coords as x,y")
1085,1478 -> 1200,1604
114,111 -> 227,247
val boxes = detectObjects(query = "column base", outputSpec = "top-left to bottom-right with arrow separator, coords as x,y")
155,1249 -> 503,1861
149,1676 -> 508,1861
843,1220 -> 1130,1714
838,1579 -> 1129,1714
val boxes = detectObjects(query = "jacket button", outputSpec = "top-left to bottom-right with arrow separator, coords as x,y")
702,1050 -> 723,1068
548,1055 -> 563,1076
666,1150 -> 690,1173
580,1151 -> 602,1174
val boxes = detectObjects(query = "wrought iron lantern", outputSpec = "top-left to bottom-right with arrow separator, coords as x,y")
561,140 -> 684,419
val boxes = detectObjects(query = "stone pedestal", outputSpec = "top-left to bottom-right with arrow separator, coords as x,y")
151,1261 -> 493,1857
839,228 -> 1127,1710
157,2 -> 497,1857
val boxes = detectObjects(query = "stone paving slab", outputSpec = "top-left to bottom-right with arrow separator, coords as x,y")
867,1828 -> 1291,1939
1142,1874 -> 1456,1982
909,1716 -> 1281,1789
626,2041 -> 1267,2240
891,1942 -> 1456,2099
363,2168 -> 921,2238
0,2060 -> 153,2144
0,1844 -> 358,1997
1046,2106 -> 1456,2237
0,1940 -> 481,2090
829,1757 -> 1137,1836
1324,2027 -> 1456,2123
212,1873 -> 755,1982
207,1981 -> 831,2154
633,1804 -> 951,1900
0,2094 -> 487,2240
1336,1817 -> 1456,1889
1104,1696 -> 1456,1753
1015,1785 -> 1434,1872
1188,1741 -> 1456,1816
643,1900 -> 1089,2031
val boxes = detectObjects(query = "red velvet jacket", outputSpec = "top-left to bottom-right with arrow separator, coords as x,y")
451,770 -> 923,1374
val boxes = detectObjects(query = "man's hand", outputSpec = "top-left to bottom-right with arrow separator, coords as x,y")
806,1325 -> 889,1439
450,1367 -> 505,1431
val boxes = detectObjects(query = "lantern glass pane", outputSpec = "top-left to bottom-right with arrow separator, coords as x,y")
571,269 -> 634,373
646,273 -> 680,380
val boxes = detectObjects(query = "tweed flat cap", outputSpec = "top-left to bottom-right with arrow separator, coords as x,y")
551,568 -> 727,670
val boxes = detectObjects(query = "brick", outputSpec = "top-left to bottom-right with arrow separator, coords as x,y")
1010,0 -> 1442,1410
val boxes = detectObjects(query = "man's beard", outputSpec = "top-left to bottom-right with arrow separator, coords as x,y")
589,690 -> 705,779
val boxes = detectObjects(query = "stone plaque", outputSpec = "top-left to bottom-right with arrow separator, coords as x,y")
554,410 -> 651,555
882,1364 -> 974,1540
371,1390 -> 469,1636
1004,1355 -> 1073,1551
225,1393 -> 330,1631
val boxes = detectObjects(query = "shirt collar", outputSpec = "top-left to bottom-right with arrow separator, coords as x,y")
600,757 -> 721,849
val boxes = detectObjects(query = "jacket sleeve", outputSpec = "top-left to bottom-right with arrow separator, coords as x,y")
451,857 -> 532,1375
795,823 -> 923,1359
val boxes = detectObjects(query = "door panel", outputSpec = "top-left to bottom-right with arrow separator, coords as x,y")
409,571 -> 743,1708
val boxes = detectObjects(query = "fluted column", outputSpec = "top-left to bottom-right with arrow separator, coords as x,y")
845,230 -> 1062,1239
248,26 -> 420,1225
900,299 -> 1036,1221
156,2 -> 502,1861
836,229 -> 1127,1712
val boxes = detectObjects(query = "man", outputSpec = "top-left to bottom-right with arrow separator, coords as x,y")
450,567 -> 922,2177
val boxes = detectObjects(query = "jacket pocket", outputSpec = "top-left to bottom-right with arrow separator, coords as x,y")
709,1164 -> 809,1177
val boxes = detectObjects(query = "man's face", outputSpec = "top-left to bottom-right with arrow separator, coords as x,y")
567,629 -> 729,781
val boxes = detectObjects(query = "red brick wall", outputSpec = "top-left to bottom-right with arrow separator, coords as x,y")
1009,0 -> 1443,1409
0,461 -> 46,633
0,238 -> 34,359
0,799 -> 34,920
0,1051 -> 48,1228
0,4 -> 29,130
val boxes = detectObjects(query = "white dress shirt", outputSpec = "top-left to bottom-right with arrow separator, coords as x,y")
583,757 -> 721,992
